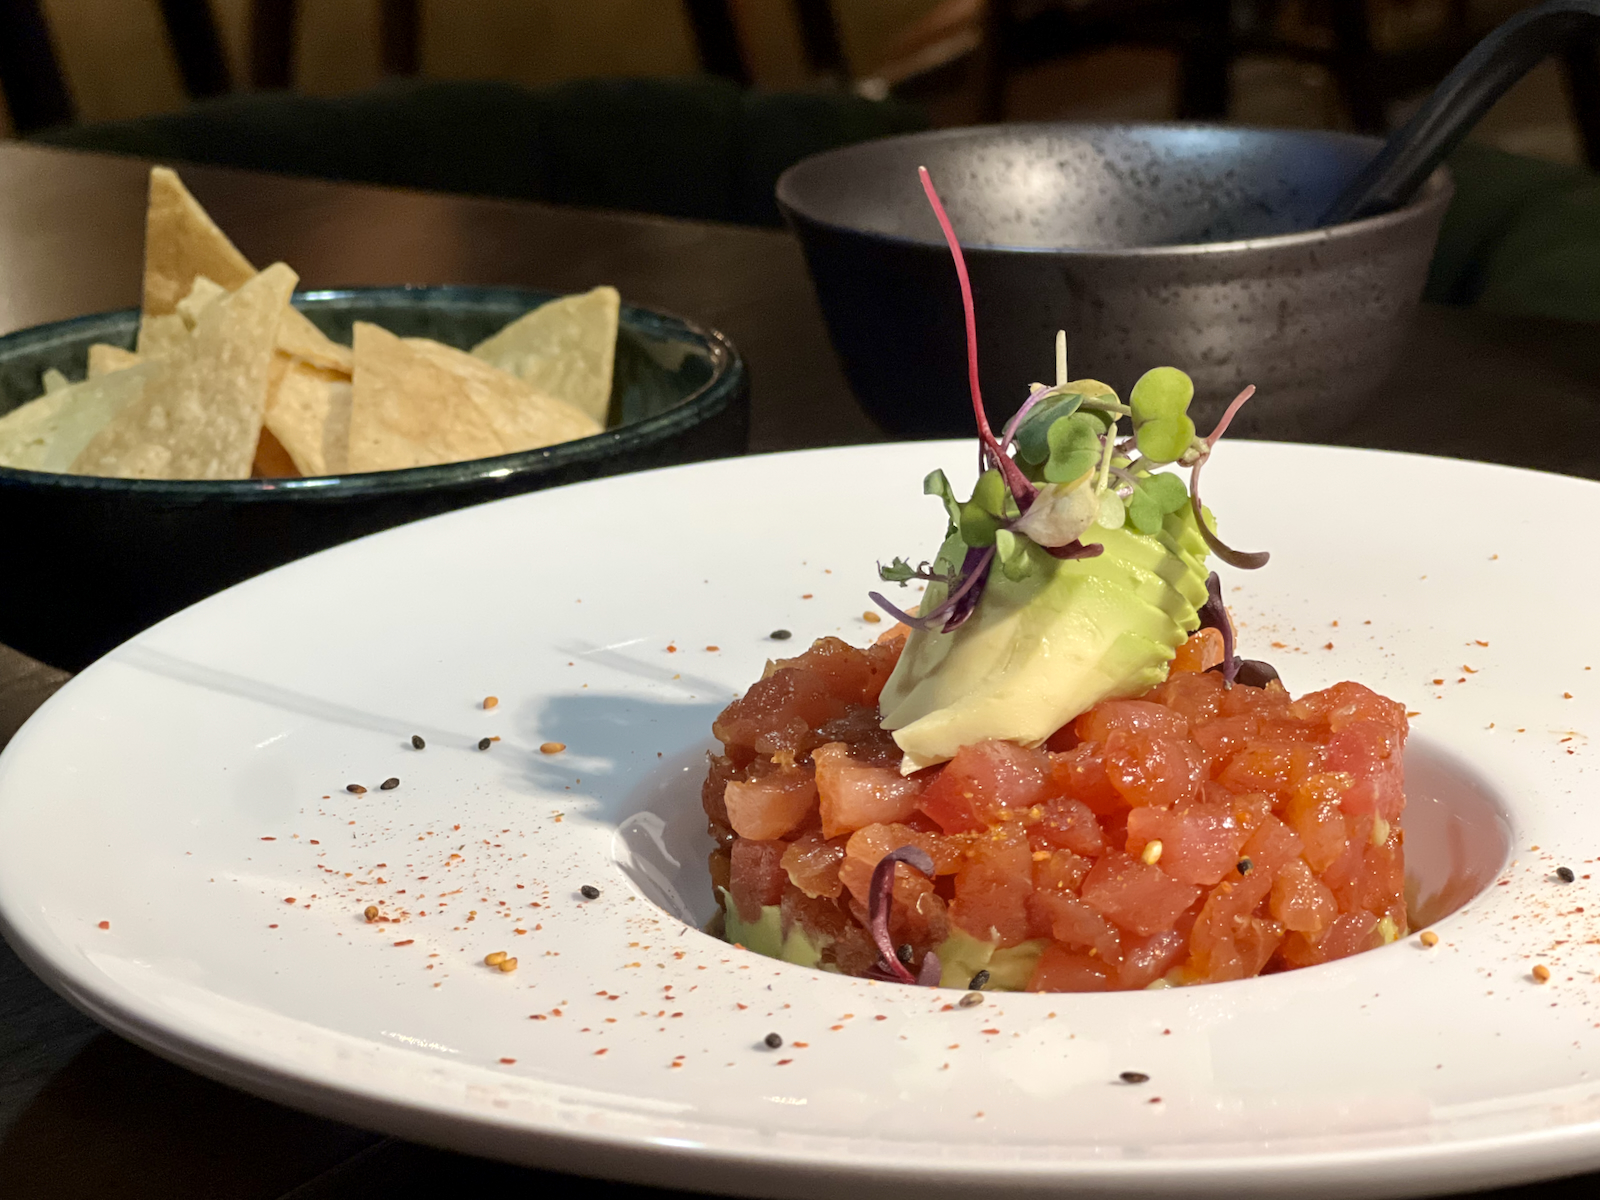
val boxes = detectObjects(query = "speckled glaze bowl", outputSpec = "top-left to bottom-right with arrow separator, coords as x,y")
0,286 -> 747,670
777,123 -> 1452,439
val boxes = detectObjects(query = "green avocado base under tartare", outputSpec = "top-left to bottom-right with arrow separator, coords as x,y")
720,889 -> 1047,991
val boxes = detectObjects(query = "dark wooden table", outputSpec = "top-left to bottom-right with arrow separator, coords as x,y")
2,141 -> 1599,1199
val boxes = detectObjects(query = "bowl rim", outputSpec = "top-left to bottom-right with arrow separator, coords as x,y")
774,120 -> 1454,258
0,284 -> 745,500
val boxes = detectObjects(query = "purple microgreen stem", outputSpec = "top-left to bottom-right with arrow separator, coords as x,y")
865,846 -> 938,985
936,544 -> 996,630
1043,539 -> 1104,561
869,545 -> 997,632
918,167 -> 1037,510
998,382 -> 1058,451
1196,571 -> 1238,686
1188,384 -> 1269,570
1189,457 -> 1269,570
1233,659 -> 1283,689
1208,657 -> 1282,689
867,591 -> 939,632
1206,384 -> 1256,447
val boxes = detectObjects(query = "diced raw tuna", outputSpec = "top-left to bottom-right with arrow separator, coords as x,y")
780,829 -> 846,899
1026,943 -> 1112,992
838,822 -> 961,905
1030,889 -> 1123,962
725,766 -> 819,841
917,739 -> 1053,833
1081,850 -> 1202,937
1125,794 -> 1248,885
814,743 -> 924,837
950,829 -> 1035,946
728,838 -> 788,922
1031,797 -> 1105,856
1102,728 -> 1206,808
705,629 -> 1409,991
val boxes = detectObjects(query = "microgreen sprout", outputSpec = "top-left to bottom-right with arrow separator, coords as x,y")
1187,384 -> 1269,569
1197,572 -> 1238,685
871,169 -> 1267,633
864,846 -> 942,986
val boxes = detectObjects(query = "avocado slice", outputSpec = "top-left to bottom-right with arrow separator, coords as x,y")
719,888 -> 825,969
879,504 -> 1211,771
934,928 -> 1048,990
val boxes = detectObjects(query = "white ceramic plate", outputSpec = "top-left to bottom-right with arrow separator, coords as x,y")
2,442 -> 1598,1199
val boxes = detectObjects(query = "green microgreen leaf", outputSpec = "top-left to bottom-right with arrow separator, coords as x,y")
923,469 -> 961,531
959,500 -> 1000,547
1097,490 -> 1126,530
1133,413 -> 1196,464
1071,378 -> 1121,410
993,528 -> 1034,581
1129,367 -> 1193,425
971,467 -> 1009,516
1014,393 -> 1082,464
1141,471 -> 1189,514
878,557 -> 921,585
957,467 -> 1013,547
1126,486 -> 1160,535
1043,412 -> 1104,484
1125,471 -> 1190,535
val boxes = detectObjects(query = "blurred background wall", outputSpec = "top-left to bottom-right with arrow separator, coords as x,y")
0,0 -> 1587,164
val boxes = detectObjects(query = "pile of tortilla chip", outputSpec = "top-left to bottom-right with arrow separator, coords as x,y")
0,167 -> 618,480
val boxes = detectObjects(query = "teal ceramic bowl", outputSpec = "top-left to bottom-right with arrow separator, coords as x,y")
0,286 -> 748,670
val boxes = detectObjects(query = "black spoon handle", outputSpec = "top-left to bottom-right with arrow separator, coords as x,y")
1322,0 -> 1600,226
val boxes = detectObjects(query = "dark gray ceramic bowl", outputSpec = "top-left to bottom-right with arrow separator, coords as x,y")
0,286 -> 747,670
777,122 -> 1452,440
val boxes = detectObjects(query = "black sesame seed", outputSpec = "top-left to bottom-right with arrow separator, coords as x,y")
346,783 -> 366,794
969,969 -> 991,991
1558,866 -> 1576,883
896,943 -> 915,965
380,777 -> 400,791
1119,1071 -> 1150,1085
764,1032 -> 783,1049
478,737 -> 492,751
770,629 -> 792,640
411,734 -> 425,750
958,991 -> 984,1008
580,884 -> 601,900
1237,858 -> 1253,875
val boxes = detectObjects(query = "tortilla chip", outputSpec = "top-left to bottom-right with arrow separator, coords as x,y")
264,356 -> 351,476
74,263 -> 297,479
350,326 -> 601,472
176,274 -> 229,328
88,344 -> 142,378
252,426 -> 300,477
136,313 -> 189,358
471,286 -> 619,425
278,307 -> 354,374
450,336 -> 601,453
40,368 -> 70,395
0,363 -> 159,472
142,168 -> 256,318
0,391 -> 73,469
149,276 -> 355,378
347,323 -> 507,471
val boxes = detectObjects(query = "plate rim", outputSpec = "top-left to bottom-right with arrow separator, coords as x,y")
3,439 -> 1599,1199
